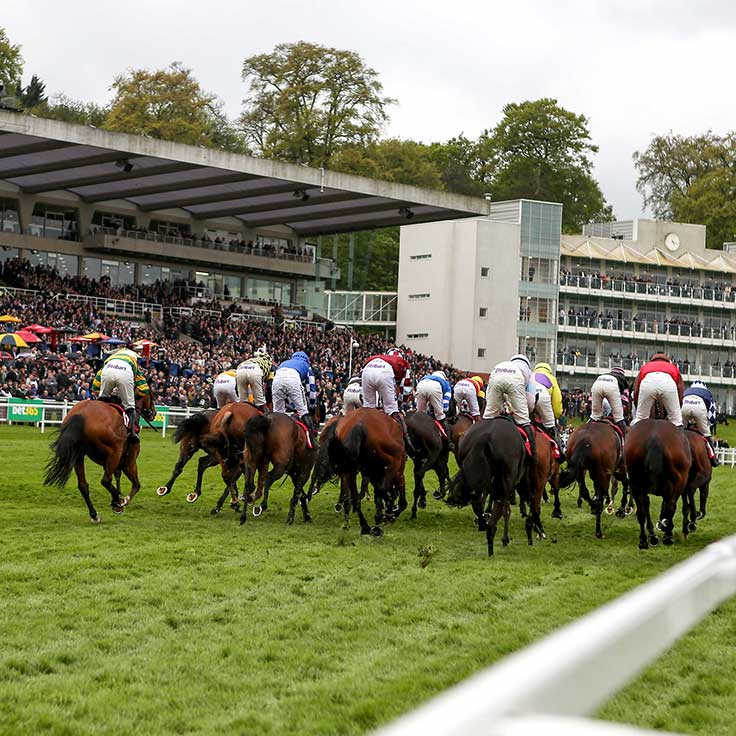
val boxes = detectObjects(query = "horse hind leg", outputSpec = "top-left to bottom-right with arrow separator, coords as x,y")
100,452 -> 124,514
76,462 -> 100,523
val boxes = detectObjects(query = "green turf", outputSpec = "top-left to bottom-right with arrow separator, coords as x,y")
1,422 -> 735,735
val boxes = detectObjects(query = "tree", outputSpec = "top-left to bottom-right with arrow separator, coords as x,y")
0,26 -> 23,92
35,93 -> 109,127
427,135 -> 487,196
478,98 -> 613,231
331,139 -> 443,189
18,74 -> 47,108
240,41 -> 395,167
633,132 -> 736,220
104,62 -> 238,148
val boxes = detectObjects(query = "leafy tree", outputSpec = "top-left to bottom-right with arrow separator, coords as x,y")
34,93 -> 109,127
427,135 -> 487,196
331,139 -> 443,189
18,74 -> 47,108
104,62 -> 237,148
633,131 -> 736,220
240,41 -> 395,167
0,26 -> 23,92
478,98 -> 613,231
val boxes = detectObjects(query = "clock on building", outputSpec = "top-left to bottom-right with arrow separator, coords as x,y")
664,232 -> 680,252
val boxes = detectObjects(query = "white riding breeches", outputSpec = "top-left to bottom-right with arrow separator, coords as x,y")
99,360 -> 135,409
682,396 -> 710,435
272,367 -> 307,416
362,358 -> 398,415
342,384 -> 362,413
633,372 -> 682,426
591,375 -> 624,422
534,387 -> 555,428
415,378 -> 446,420
484,367 -> 530,424
453,380 -> 480,417
213,374 -> 238,408
236,361 -> 267,406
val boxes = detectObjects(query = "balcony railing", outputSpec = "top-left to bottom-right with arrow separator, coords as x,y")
558,315 -> 736,342
560,273 -> 736,305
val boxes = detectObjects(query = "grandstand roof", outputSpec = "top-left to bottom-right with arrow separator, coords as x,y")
0,112 -> 489,236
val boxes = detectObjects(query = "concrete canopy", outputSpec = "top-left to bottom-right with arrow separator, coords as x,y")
0,112 -> 489,236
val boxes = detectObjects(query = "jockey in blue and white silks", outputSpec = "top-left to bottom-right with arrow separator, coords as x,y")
415,369 -> 453,440
683,379 -> 719,466
272,351 -> 317,438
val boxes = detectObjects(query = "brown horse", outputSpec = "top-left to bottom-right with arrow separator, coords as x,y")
681,428 -> 713,532
624,419 -> 692,549
238,412 -> 318,525
43,393 -> 156,522
198,402 -> 260,515
450,413 -> 474,464
156,409 -> 217,499
328,408 -> 406,536
519,427 -> 559,544
558,420 -> 628,538
406,411 -> 451,517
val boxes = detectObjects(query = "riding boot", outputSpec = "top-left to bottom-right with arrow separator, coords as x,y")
706,435 -> 720,467
616,419 -> 627,434
550,425 -> 564,461
125,407 -> 139,442
300,413 -> 316,445
440,418 -> 454,450
521,423 -> 536,463
392,412 -> 416,456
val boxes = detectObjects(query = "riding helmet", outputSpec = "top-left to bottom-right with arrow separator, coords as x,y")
510,353 -> 531,369
432,370 -> 448,382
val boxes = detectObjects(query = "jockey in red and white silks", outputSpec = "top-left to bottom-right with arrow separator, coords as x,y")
213,370 -> 238,408
483,353 -> 537,460
453,375 -> 485,420
590,366 -> 629,430
632,353 -> 684,427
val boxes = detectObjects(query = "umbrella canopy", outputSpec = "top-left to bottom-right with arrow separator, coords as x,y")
132,339 -> 159,348
71,336 -> 93,343
0,333 -> 29,348
101,337 -> 127,346
16,330 -> 41,344
81,332 -> 111,341
24,324 -> 54,334
0,315 -> 22,323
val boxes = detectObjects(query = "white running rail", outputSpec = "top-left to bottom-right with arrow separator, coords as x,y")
373,535 -> 736,736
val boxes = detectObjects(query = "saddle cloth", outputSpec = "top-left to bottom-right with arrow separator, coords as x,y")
433,418 -> 448,439
292,418 -> 314,449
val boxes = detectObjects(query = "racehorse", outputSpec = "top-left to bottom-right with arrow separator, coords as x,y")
239,412 -> 317,525
682,428 -> 713,530
198,402 -> 260,515
327,408 -> 407,537
519,426 -> 559,544
406,411 -> 450,518
624,419 -> 692,549
450,413 -> 474,464
307,416 -> 340,500
558,419 -> 628,538
156,409 -> 217,499
43,393 -> 156,522
446,417 -> 528,556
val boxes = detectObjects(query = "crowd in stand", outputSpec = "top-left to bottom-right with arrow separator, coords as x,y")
559,267 -> 736,301
0,259 -> 457,418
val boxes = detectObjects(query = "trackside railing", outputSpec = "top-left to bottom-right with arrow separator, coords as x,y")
0,398 -> 206,438
373,535 -> 736,736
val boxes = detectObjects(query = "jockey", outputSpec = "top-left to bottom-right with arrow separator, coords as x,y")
91,346 -> 150,439
342,375 -> 363,414
271,350 -> 317,439
632,353 -> 684,427
590,366 -> 629,432
683,379 -> 719,466
533,362 -> 564,453
483,353 -> 537,461
415,369 -> 453,441
236,346 -> 272,409
361,347 -> 415,453
453,375 -> 485,421
213,368 -> 238,408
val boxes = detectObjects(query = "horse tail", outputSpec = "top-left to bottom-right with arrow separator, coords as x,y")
173,411 -> 210,444
559,438 -> 592,488
44,415 -> 87,488
644,437 -> 666,487
328,423 -> 365,474
201,411 -> 233,453
244,414 -> 271,467
309,421 -> 339,495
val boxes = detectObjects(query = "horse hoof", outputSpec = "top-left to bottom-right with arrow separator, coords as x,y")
91,515 -> 102,524
639,540 -> 649,550
596,531 -> 603,539
688,521 -> 697,532
577,500 -> 583,508
605,504 -> 615,515
334,503 -> 342,513
696,511 -> 706,520
112,505 -> 125,515
625,506 -> 635,517
371,526 -> 384,538
432,490 -> 444,500
551,509 -> 563,519
123,495 -> 131,507
418,497 -> 427,509
210,508 -> 220,516
663,536 -> 674,546
237,494 -> 245,503
239,516 -> 247,526
615,510 -> 625,519
252,505 -> 263,518
655,521 -> 663,532
303,515 -> 313,524
649,535 -> 660,546
156,486 -> 169,496
186,492 -> 199,504
537,532 -> 547,541
230,503 -> 241,512
286,517 -> 294,526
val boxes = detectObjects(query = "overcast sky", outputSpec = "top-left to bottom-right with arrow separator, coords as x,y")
6,0 -> 736,219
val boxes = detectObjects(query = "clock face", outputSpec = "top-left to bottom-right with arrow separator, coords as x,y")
665,232 -> 680,252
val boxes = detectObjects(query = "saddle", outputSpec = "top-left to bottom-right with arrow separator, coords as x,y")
292,417 -> 314,449
494,415 -> 533,457
101,399 -> 130,429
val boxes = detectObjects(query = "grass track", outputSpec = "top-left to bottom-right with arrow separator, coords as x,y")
2,423 -> 736,735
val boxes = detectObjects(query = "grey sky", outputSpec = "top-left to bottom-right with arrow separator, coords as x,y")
6,0 -> 736,220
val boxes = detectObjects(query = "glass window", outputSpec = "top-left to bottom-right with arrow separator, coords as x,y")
479,307 -> 488,317
480,266 -> 490,277
477,347 -> 486,358
246,277 -> 292,304
224,275 -> 242,299
83,257 -> 101,280
0,245 -> 18,262
30,204 -> 79,241
91,210 -> 136,232
0,198 -> 21,234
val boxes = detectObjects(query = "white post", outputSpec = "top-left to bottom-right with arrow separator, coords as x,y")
40,404 -> 45,433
